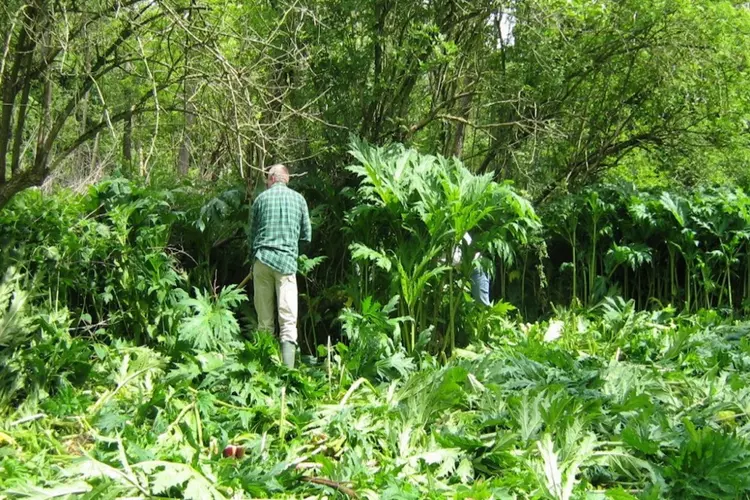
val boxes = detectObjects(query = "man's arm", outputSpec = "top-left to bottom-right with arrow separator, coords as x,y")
300,197 -> 312,243
247,201 -> 258,258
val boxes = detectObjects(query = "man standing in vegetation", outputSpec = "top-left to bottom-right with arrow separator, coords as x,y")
248,164 -> 312,368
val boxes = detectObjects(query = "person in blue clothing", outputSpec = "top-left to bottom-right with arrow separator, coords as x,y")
452,232 -> 491,306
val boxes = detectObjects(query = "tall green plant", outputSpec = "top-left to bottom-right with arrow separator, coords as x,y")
543,183 -> 750,314
0,178 -> 188,344
346,137 -> 540,358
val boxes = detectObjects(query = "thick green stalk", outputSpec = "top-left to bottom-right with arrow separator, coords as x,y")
363,261 -> 369,300
669,247 -> 676,303
637,270 -> 642,309
571,227 -> 577,304
589,221 -> 597,305
433,275 -> 442,334
647,268 -> 654,307
693,272 -> 699,313
410,302 -> 416,353
440,264 -> 456,358
449,264 -> 456,354
416,299 -> 424,340
685,263 -> 691,312
726,262 -> 733,309
409,323 -> 416,354
702,266 -> 711,309
500,260 -> 506,298
521,253 -> 528,315
440,245 -> 458,358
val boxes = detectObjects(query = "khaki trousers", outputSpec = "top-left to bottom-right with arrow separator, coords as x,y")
253,259 -> 298,344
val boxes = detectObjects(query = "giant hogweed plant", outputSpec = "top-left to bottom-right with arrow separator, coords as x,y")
345,137 -> 541,357
544,183 -> 750,314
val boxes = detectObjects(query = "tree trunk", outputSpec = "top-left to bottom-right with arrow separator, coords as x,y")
177,78 -> 194,175
176,47 -> 192,175
122,60 -> 133,169
91,116 -> 102,173
0,26 -> 28,185
0,166 -> 47,208
76,42 -> 91,169
360,0 -> 388,141
10,49 -> 34,176
34,69 -> 53,176
451,80 -> 473,157
178,0 -> 197,176
123,105 -> 133,166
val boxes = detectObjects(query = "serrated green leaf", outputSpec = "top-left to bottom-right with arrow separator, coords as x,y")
152,466 -> 193,494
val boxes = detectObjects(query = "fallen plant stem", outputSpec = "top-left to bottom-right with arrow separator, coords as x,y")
339,377 -> 373,407
291,444 -> 327,466
10,413 -> 46,426
300,476 -> 360,499
89,366 -> 161,414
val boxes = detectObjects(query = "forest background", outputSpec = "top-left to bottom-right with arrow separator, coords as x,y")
4,1 -> 750,498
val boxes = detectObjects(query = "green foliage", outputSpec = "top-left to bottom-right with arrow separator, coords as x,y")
0,178 -> 253,410
665,421 -> 750,498
337,295 -> 415,381
543,183 -> 750,314
178,285 -> 247,351
346,137 -> 539,356
3,276 -> 750,498
0,178 -> 187,344
6,1 -> 750,497
0,268 -> 95,409
0,268 -> 31,351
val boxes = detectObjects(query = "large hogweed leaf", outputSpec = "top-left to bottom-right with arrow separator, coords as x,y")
178,285 -> 247,351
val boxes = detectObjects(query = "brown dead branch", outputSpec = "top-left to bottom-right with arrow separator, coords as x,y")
300,476 -> 360,499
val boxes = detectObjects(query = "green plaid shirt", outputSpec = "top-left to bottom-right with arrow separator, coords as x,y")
248,183 -> 312,274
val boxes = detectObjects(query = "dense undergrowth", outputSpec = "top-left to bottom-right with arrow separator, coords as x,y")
3,295 -> 750,498
4,141 -> 750,498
